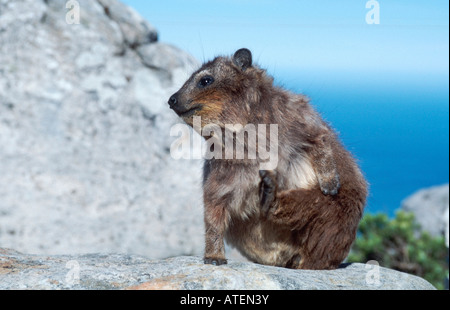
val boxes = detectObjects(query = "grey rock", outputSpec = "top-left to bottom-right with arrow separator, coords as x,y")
97,0 -> 158,47
0,0 -> 203,259
0,249 -> 435,290
445,207 -> 449,248
401,184 -> 449,239
137,43 -> 199,72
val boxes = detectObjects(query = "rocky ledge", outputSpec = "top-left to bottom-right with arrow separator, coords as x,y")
0,249 -> 435,290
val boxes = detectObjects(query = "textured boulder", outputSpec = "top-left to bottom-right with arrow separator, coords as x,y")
401,184 -> 449,290
401,184 -> 449,241
0,249 -> 436,290
97,0 -> 159,47
0,0 -> 204,258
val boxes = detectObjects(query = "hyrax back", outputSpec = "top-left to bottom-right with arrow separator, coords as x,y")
169,48 -> 368,269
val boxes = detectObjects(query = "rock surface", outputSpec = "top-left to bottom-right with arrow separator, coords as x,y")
401,184 -> 449,290
401,184 -> 449,242
0,249 -> 436,290
0,0 -> 204,258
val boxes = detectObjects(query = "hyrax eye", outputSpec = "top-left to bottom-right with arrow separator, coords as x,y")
198,76 -> 215,88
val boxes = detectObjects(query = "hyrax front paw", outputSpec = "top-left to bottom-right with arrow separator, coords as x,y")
259,170 -> 278,215
318,174 -> 340,196
204,257 -> 228,266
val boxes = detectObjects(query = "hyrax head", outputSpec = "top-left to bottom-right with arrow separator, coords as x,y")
168,48 -> 267,129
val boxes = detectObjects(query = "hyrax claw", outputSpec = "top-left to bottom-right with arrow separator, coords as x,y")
204,257 -> 228,266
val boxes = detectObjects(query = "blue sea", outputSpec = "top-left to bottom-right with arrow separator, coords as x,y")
275,69 -> 449,217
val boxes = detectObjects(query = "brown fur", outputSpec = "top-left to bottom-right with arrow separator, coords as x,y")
168,48 -> 368,269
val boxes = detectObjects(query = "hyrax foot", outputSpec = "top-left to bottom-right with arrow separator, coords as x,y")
318,174 -> 340,196
259,170 -> 277,215
204,257 -> 228,266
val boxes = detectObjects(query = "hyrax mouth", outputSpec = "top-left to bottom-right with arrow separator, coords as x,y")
168,93 -> 203,118
176,105 -> 203,118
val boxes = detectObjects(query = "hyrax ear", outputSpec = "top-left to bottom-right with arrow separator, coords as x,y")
233,48 -> 252,71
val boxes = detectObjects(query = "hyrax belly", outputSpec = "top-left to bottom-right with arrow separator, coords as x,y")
225,214 -> 300,267
217,166 -> 303,267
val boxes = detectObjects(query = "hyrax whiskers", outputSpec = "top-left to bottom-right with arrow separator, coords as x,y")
168,48 -> 368,269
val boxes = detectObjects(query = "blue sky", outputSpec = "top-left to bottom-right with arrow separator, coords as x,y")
122,0 -> 449,78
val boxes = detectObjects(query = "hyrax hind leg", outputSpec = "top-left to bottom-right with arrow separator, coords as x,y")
258,170 -> 354,270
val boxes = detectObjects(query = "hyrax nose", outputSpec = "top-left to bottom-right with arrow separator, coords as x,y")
168,94 -> 178,108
